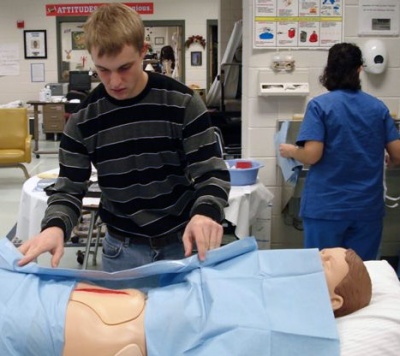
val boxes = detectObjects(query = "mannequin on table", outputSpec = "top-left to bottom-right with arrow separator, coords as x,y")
63,247 -> 371,356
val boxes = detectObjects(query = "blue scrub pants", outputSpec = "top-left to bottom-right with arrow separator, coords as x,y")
101,232 -> 185,272
302,217 -> 382,260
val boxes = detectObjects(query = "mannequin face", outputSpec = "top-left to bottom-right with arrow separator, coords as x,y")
320,248 -> 349,310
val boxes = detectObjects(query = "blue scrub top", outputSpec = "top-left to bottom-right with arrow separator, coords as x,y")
297,89 -> 399,220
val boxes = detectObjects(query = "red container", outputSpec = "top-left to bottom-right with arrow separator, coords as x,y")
236,161 -> 252,169
225,159 -> 264,186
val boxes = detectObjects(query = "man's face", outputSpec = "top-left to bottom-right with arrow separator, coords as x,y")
320,248 -> 349,297
91,44 -> 147,100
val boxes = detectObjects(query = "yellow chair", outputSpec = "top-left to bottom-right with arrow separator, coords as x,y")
0,108 -> 32,179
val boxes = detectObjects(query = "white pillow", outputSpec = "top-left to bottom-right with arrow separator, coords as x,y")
337,260 -> 400,356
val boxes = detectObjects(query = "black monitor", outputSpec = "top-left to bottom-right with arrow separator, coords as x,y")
68,71 -> 91,92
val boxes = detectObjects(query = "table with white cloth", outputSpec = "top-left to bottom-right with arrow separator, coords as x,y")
16,172 -> 273,249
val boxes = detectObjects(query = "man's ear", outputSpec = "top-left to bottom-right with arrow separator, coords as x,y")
141,44 -> 150,57
331,294 -> 344,311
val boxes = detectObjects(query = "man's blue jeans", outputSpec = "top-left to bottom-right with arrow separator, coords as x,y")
101,231 -> 185,272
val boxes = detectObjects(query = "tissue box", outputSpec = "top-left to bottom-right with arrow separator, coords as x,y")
225,159 -> 263,186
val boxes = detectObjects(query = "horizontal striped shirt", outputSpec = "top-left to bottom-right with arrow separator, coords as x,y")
42,73 -> 230,240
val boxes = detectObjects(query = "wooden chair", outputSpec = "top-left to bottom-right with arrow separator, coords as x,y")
0,108 -> 32,179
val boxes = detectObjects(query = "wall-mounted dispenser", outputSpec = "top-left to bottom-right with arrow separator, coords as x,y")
362,39 -> 387,75
271,53 -> 295,72
258,69 -> 309,96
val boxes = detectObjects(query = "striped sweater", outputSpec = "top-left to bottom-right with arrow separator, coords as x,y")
42,72 -> 231,240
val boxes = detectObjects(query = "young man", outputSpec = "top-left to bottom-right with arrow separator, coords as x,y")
0,238 -> 371,356
18,3 -> 230,271
279,42 -> 400,260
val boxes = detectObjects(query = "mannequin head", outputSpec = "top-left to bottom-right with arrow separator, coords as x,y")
321,248 -> 372,317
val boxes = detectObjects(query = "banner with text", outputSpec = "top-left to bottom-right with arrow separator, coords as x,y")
46,3 -> 154,16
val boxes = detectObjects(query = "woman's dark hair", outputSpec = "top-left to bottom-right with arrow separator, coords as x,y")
160,45 -> 175,70
319,42 -> 363,91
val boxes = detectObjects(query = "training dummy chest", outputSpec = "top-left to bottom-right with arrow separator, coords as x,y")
63,283 -> 147,356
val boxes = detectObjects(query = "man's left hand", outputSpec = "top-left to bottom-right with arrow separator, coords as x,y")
182,214 -> 223,261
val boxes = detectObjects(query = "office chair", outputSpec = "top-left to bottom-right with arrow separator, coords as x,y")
214,126 -> 226,159
64,90 -> 87,120
0,108 -> 32,179
66,90 -> 88,102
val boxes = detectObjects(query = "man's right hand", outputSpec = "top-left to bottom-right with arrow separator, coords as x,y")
18,226 -> 65,268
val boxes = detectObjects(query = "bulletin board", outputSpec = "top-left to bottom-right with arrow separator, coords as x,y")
253,0 -> 343,49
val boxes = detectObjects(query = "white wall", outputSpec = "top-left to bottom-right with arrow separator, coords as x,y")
3,0 -> 399,251
0,0 -> 219,104
242,0 -> 400,250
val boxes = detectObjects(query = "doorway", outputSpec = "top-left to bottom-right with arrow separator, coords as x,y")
56,17 -> 185,83
207,19 -> 218,93
143,20 -> 185,83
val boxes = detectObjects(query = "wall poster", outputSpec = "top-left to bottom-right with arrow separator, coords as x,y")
358,0 -> 399,36
253,0 -> 343,48
24,30 -> 47,59
0,43 -> 19,76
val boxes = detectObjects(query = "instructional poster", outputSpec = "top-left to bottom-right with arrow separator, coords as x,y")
0,43 -> 19,76
254,0 -> 343,48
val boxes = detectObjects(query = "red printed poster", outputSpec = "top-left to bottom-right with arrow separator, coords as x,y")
46,3 -> 154,16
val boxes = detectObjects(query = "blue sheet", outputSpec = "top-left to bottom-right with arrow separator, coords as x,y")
274,120 -> 303,186
0,237 -> 339,356
0,240 -> 76,356
0,236 -> 257,289
146,243 -> 340,356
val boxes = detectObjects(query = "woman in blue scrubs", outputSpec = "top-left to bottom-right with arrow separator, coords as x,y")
279,42 -> 400,260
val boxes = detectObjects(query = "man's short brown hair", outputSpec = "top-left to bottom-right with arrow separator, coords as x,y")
84,3 -> 145,57
334,249 -> 372,317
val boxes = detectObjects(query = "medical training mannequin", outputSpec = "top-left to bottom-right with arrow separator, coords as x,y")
64,283 -> 147,356
63,247 -> 371,356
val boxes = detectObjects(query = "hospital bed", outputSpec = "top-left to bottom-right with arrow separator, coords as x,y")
338,259 -> 400,355
1,231 -> 399,355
